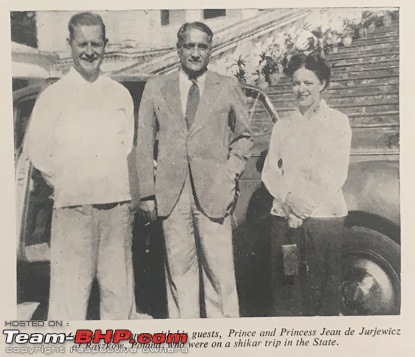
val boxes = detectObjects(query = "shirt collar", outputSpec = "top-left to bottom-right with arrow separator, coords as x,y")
67,67 -> 104,86
296,98 -> 328,120
179,69 -> 207,87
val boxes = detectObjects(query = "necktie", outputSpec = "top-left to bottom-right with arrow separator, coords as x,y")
185,79 -> 200,129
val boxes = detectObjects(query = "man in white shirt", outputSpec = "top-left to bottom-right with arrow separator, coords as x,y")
136,22 -> 253,318
24,12 -> 135,320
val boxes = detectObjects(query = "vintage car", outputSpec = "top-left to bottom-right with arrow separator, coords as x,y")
14,76 -> 400,319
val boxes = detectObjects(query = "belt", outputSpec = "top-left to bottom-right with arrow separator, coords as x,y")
93,201 -> 126,210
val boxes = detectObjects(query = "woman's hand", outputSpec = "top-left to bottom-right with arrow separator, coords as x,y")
288,214 -> 303,228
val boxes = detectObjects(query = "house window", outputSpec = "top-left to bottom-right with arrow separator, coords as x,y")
160,10 -> 170,26
203,9 -> 226,20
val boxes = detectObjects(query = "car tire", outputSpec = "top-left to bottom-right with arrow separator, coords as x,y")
341,226 -> 401,315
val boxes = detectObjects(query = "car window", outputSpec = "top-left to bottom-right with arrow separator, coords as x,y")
14,97 -> 37,154
241,87 -> 275,136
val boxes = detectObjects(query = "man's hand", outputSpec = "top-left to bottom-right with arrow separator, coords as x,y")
285,192 -> 314,220
139,199 -> 157,222
287,214 -> 303,229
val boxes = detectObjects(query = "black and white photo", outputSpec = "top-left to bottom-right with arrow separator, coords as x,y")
2,3 -> 414,356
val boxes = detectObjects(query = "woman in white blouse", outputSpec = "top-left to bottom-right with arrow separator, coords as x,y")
262,53 -> 352,316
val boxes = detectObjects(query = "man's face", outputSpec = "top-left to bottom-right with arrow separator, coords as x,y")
69,24 -> 106,82
178,28 -> 212,77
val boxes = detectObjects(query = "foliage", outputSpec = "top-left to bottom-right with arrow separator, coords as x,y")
250,28 -> 323,86
231,55 -> 248,83
228,8 -> 398,85
361,9 -> 398,28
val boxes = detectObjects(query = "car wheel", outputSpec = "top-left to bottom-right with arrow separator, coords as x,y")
341,226 -> 400,315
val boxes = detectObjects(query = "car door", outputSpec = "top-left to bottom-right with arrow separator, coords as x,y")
14,93 -> 53,263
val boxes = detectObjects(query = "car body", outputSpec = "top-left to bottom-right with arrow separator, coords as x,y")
13,75 -> 400,318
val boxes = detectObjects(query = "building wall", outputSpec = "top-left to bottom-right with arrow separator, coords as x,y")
36,9 -> 259,55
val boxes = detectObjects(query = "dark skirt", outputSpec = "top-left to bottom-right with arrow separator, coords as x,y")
270,215 -> 345,316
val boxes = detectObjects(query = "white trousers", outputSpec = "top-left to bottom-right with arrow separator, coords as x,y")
48,202 -> 135,320
162,176 -> 239,318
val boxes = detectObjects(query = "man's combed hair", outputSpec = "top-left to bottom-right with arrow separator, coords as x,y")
284,53 -> 331,90
177,22 -> 213,46
68,12 -> 106,42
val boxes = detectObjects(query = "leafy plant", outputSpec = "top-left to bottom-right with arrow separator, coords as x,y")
231,55 -> 248,83
233,9 -> 383,84
258,51 -> 279,84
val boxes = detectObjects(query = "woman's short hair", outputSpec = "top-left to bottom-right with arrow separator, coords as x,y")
68,12 -> 106,42
284,53 -> 331,89
177,22 -> 213,47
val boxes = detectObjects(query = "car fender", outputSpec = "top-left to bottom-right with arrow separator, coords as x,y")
343,160 -> 400,242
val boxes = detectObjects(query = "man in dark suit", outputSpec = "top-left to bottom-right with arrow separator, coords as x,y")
136,22 -> 253,318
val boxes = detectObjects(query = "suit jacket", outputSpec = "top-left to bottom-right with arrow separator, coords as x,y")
136,70 -> 253,219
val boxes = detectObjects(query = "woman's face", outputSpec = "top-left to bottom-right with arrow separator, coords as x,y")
292,67 -> 326,111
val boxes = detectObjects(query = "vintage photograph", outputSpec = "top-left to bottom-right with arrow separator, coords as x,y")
11,7 -> 400,321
